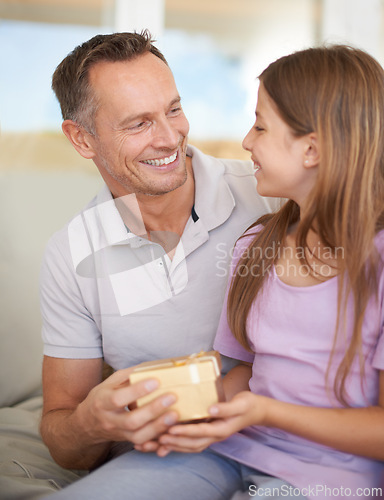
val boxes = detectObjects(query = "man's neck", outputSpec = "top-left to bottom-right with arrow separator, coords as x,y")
114,156 -> 195,252
138,156 -> 194,236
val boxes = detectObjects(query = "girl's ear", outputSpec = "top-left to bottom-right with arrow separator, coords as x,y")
303,133 -> 320,168
62,120 -> 96,160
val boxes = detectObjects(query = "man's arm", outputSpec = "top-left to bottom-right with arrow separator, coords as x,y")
40,356 -> 179,470
40,357 -> 109,470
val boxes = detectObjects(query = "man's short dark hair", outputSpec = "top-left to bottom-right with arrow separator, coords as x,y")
52,30 -> 168,134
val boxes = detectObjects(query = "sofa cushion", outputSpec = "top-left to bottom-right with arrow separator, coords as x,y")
0,396 -> 87,499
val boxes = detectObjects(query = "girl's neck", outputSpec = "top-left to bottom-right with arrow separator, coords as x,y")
275,224 -> 340,287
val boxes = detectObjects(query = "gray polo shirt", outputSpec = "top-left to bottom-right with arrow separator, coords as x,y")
40,145 -> 276,371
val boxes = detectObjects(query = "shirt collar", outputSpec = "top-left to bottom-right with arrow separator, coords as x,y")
93,144 -> 236,246
187,144 -> 235,231
95,186 -> 136,246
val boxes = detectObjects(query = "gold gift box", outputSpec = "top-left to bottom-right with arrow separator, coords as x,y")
129,351 -> 224,422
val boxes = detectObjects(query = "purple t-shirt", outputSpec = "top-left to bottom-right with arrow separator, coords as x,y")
212,228 -> 384,498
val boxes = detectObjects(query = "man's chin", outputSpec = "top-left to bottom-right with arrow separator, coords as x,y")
144,172 -> 189,197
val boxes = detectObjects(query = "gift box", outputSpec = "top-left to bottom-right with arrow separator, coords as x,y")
129,351 -> 224,422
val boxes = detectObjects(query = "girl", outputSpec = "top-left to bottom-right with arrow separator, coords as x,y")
153,45 -> 384,497
48,45 -> 384,500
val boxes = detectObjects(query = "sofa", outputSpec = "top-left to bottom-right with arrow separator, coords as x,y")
0,165 -> 102,499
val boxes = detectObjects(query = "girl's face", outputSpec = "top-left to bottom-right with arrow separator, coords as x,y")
242,82 -> 318,207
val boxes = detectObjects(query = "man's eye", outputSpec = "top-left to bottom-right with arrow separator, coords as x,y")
169,107 -> 181,115
128,121 -> 148,131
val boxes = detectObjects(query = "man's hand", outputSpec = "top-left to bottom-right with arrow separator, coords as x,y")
41,356 -> 179,469
76,368 -> 179,445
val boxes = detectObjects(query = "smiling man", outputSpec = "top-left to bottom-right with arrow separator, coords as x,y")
39,31 -> 275,495
77,55 -> 191,199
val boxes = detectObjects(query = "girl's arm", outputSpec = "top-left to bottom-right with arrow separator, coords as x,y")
156,368 -> 384,460
222,361 -> 252,400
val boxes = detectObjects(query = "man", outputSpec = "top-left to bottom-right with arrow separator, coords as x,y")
40,30 -> 274,490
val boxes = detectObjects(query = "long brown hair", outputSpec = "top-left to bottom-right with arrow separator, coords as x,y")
228,45 -> 384,406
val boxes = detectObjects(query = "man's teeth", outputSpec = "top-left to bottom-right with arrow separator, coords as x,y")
142,152 -> 177,166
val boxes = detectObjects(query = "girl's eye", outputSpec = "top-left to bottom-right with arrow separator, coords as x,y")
255,126 -> 264,132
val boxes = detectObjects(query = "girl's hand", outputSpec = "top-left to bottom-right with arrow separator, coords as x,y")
152,391 -> 270,457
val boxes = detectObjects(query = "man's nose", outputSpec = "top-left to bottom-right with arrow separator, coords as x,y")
152,117 -> 180,149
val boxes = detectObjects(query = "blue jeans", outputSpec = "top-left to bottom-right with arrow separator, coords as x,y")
45,448 -> 306,499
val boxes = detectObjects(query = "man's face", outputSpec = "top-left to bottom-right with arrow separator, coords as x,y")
86,53 -> 190,198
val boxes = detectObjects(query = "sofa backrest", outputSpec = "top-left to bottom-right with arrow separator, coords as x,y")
0,168 -> 102,407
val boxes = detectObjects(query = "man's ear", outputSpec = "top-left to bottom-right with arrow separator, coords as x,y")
303,133 -> 320,168
62,120 -> 96,159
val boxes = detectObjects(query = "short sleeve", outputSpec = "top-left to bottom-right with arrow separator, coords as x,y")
372,230 -> 384,371
40,232 -> 103,359
372,328 -> 384,370
213,231 -> 257,364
